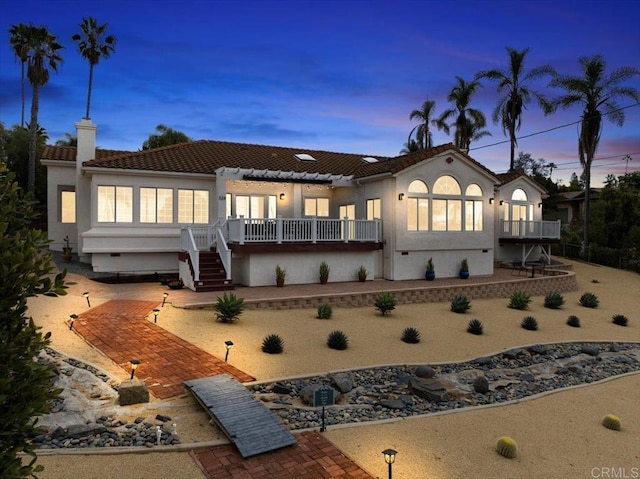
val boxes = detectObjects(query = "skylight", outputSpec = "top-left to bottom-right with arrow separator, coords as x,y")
294,153 -> 316,162
362,157 -> 379,163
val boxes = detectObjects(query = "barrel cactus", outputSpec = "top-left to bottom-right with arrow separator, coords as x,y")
602,414 -> 621,431
495,436 -> 518,458
261,334 -> 284,354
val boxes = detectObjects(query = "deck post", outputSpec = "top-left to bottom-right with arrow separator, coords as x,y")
276,216 -> 283,244
239,216 -> 245,245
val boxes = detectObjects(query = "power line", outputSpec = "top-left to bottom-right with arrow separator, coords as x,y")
469,102 -> 640,152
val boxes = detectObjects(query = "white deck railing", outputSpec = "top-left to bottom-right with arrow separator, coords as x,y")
226,217 -> 381,244
180,226 -> 202,282
500,219 -> 561,239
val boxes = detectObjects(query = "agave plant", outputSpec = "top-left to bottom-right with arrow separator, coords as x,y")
579,292 -> 599,308
521,316 -> 538,331
467,319 -> 484,335
375,292 -> 397,316
451,295 -> 471,313
261,334 -> 284,354
327,330 -> 349,350
544,290 -> 565,309
566,315 -> 581,328
401,327 -> 421,344
316,303 -> 333,319
508,290 -> 531,310
214,292 -> 245,323
612,314 -> 628,327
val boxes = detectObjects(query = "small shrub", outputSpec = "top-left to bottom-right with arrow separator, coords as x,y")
612,314 -> 628,327
566,315 -> 581,328
495,436 -> 518,459
275,265 -> 286,286
451,295 -> 471,313
375,292 -> 397,316
327,330 -> 349,350
579,292 -> 599,308
214,292 -> 245,323
508,290 -> 531,310
544,290 -> 565,309
602,414 -> 621,431
401,327 -> 421,344
591,279 -> 600,283
521,316 -> 538,331
467,319 -> 484,335
261,334 -> 284,354
357,265 -> 367,282
319,261 -> 330,284
316,303 -> 333,319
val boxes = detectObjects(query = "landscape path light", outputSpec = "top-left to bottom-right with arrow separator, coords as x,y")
162,292 -> 168,307
83,292 -> 91,308
152,309 -> 160,323
129,359 -> 140,380
69,314 -> 78,330
382,448 -> 397,479
224,340 -> 234,362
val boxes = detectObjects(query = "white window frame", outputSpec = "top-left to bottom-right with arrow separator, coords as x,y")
178,189 -> 209,224
140,187 -> 173,223
97,185 -> 133,223
366,198 -> 381,220
59,186 -> 76,224
304,197 -> 330,217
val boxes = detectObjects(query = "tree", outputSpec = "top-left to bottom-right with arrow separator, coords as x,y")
8,23 -> 31,128
72,17 -> 116,119
0,166 -> 69,478
55,132 -> 77,146
399,139 -> 419,155
25,25 -> 63,193
477,47 -> 552,172
408,99 -> 437,150
547,55 -> 639,255
436,77 -> 488,151
142,124 -> 191,150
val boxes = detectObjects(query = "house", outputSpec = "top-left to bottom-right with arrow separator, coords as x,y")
549,189 -> 602,225
42,119 -> 561,291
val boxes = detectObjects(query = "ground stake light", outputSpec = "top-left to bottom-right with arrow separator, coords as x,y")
153,309 -> 160,323
69,314 -> 78,330
382,449 -> 397,479
162,292 -> 168,307
130,359 -> 140,380
83,291 -> 91,308
224,340 -> 234,362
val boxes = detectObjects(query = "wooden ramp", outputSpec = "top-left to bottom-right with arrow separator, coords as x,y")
184,374 -> 297,458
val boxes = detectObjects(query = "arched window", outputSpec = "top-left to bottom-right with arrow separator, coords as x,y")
432,175 -> 462,231
512,188 -> 527,201
407,180 -> 429,231
465,183 -> 483,231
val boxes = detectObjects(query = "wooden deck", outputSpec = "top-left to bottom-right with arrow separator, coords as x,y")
184,374 -> 297,458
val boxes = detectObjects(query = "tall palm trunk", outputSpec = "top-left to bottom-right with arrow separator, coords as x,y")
28,83 -> 40,193
85,63 -> 94,119
20,61 -> 26,128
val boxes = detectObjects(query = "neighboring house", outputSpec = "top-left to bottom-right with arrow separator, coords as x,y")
550,189 -> 602,225
42,119 -> 560,291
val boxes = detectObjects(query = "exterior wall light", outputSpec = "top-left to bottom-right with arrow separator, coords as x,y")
499,200 -> 504,206
224,340 -> 234,362
489,197 -> 494,204
538,202 -> 543,208
280,193 -> 285,200
398,193 -> 404,201
130,359 -> 140,380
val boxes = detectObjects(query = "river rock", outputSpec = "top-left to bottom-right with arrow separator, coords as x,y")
118,379 -> 150,406
473,376 -> 490,394
414,365 -> 435,378
408,377 -> 450,402
330,373 -> 354,393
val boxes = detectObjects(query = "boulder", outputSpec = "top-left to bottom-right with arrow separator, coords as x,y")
408,377 -> 450,402
330,373 -> 354,393
66,423 -> 106,438
473,376 -> 490,394
118,379 -> 150,406
379,399 -> 405,410
414,365 -> 436,378
272,382 -> 292,395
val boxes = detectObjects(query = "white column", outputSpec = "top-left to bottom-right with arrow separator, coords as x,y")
75,119 -> 97,262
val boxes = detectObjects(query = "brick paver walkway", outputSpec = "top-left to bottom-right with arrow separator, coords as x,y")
71,299 -> 254,398
191,431 -> 374,479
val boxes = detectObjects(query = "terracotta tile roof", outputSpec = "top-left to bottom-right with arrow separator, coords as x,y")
41,145 -> 132,162
42,140 -> 500,181
81,140 -> 389,177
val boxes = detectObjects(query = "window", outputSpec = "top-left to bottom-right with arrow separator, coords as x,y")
178,189 -> 209,224
60,188 -> 76,223
98,186 -> 133,223
304,197 -> 329,217
235,195 -> 277,218
464,183 -> 483,231
407,180 -> 429,231
432,176 -> 461,231
339,204 -> 356,239
366,198 -> 380,220
140,187 -> 173,223
512,188 -> 528,201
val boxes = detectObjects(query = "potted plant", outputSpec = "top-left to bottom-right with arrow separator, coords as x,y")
62,235 -> 73,263
168,278 -> 184,290
275,265 -> 286,287
319,261 -> 330,284
425,257 -> 435,281
357,265 -> 367,282
459,258 -> 470,279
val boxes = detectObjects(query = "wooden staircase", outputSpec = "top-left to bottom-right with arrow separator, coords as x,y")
191,249 -> 234,292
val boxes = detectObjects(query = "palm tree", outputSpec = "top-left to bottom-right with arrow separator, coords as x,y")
399,139 -> 420,155
477,47 -> 553,172
408,99 -> 437,150
72,17 -> 116,119
436,77 -> 488,151
26,26 -> 63,193
55,132 -> 77,146
142,124 -> 191,149
548,55 -> 639,255
9,23 -> 32,127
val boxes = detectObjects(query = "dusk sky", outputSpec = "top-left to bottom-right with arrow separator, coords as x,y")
1,0 -> 639,187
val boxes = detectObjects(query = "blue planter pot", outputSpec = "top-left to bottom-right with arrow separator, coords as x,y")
459,270 -> 469,279
425,271 -> 435,281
